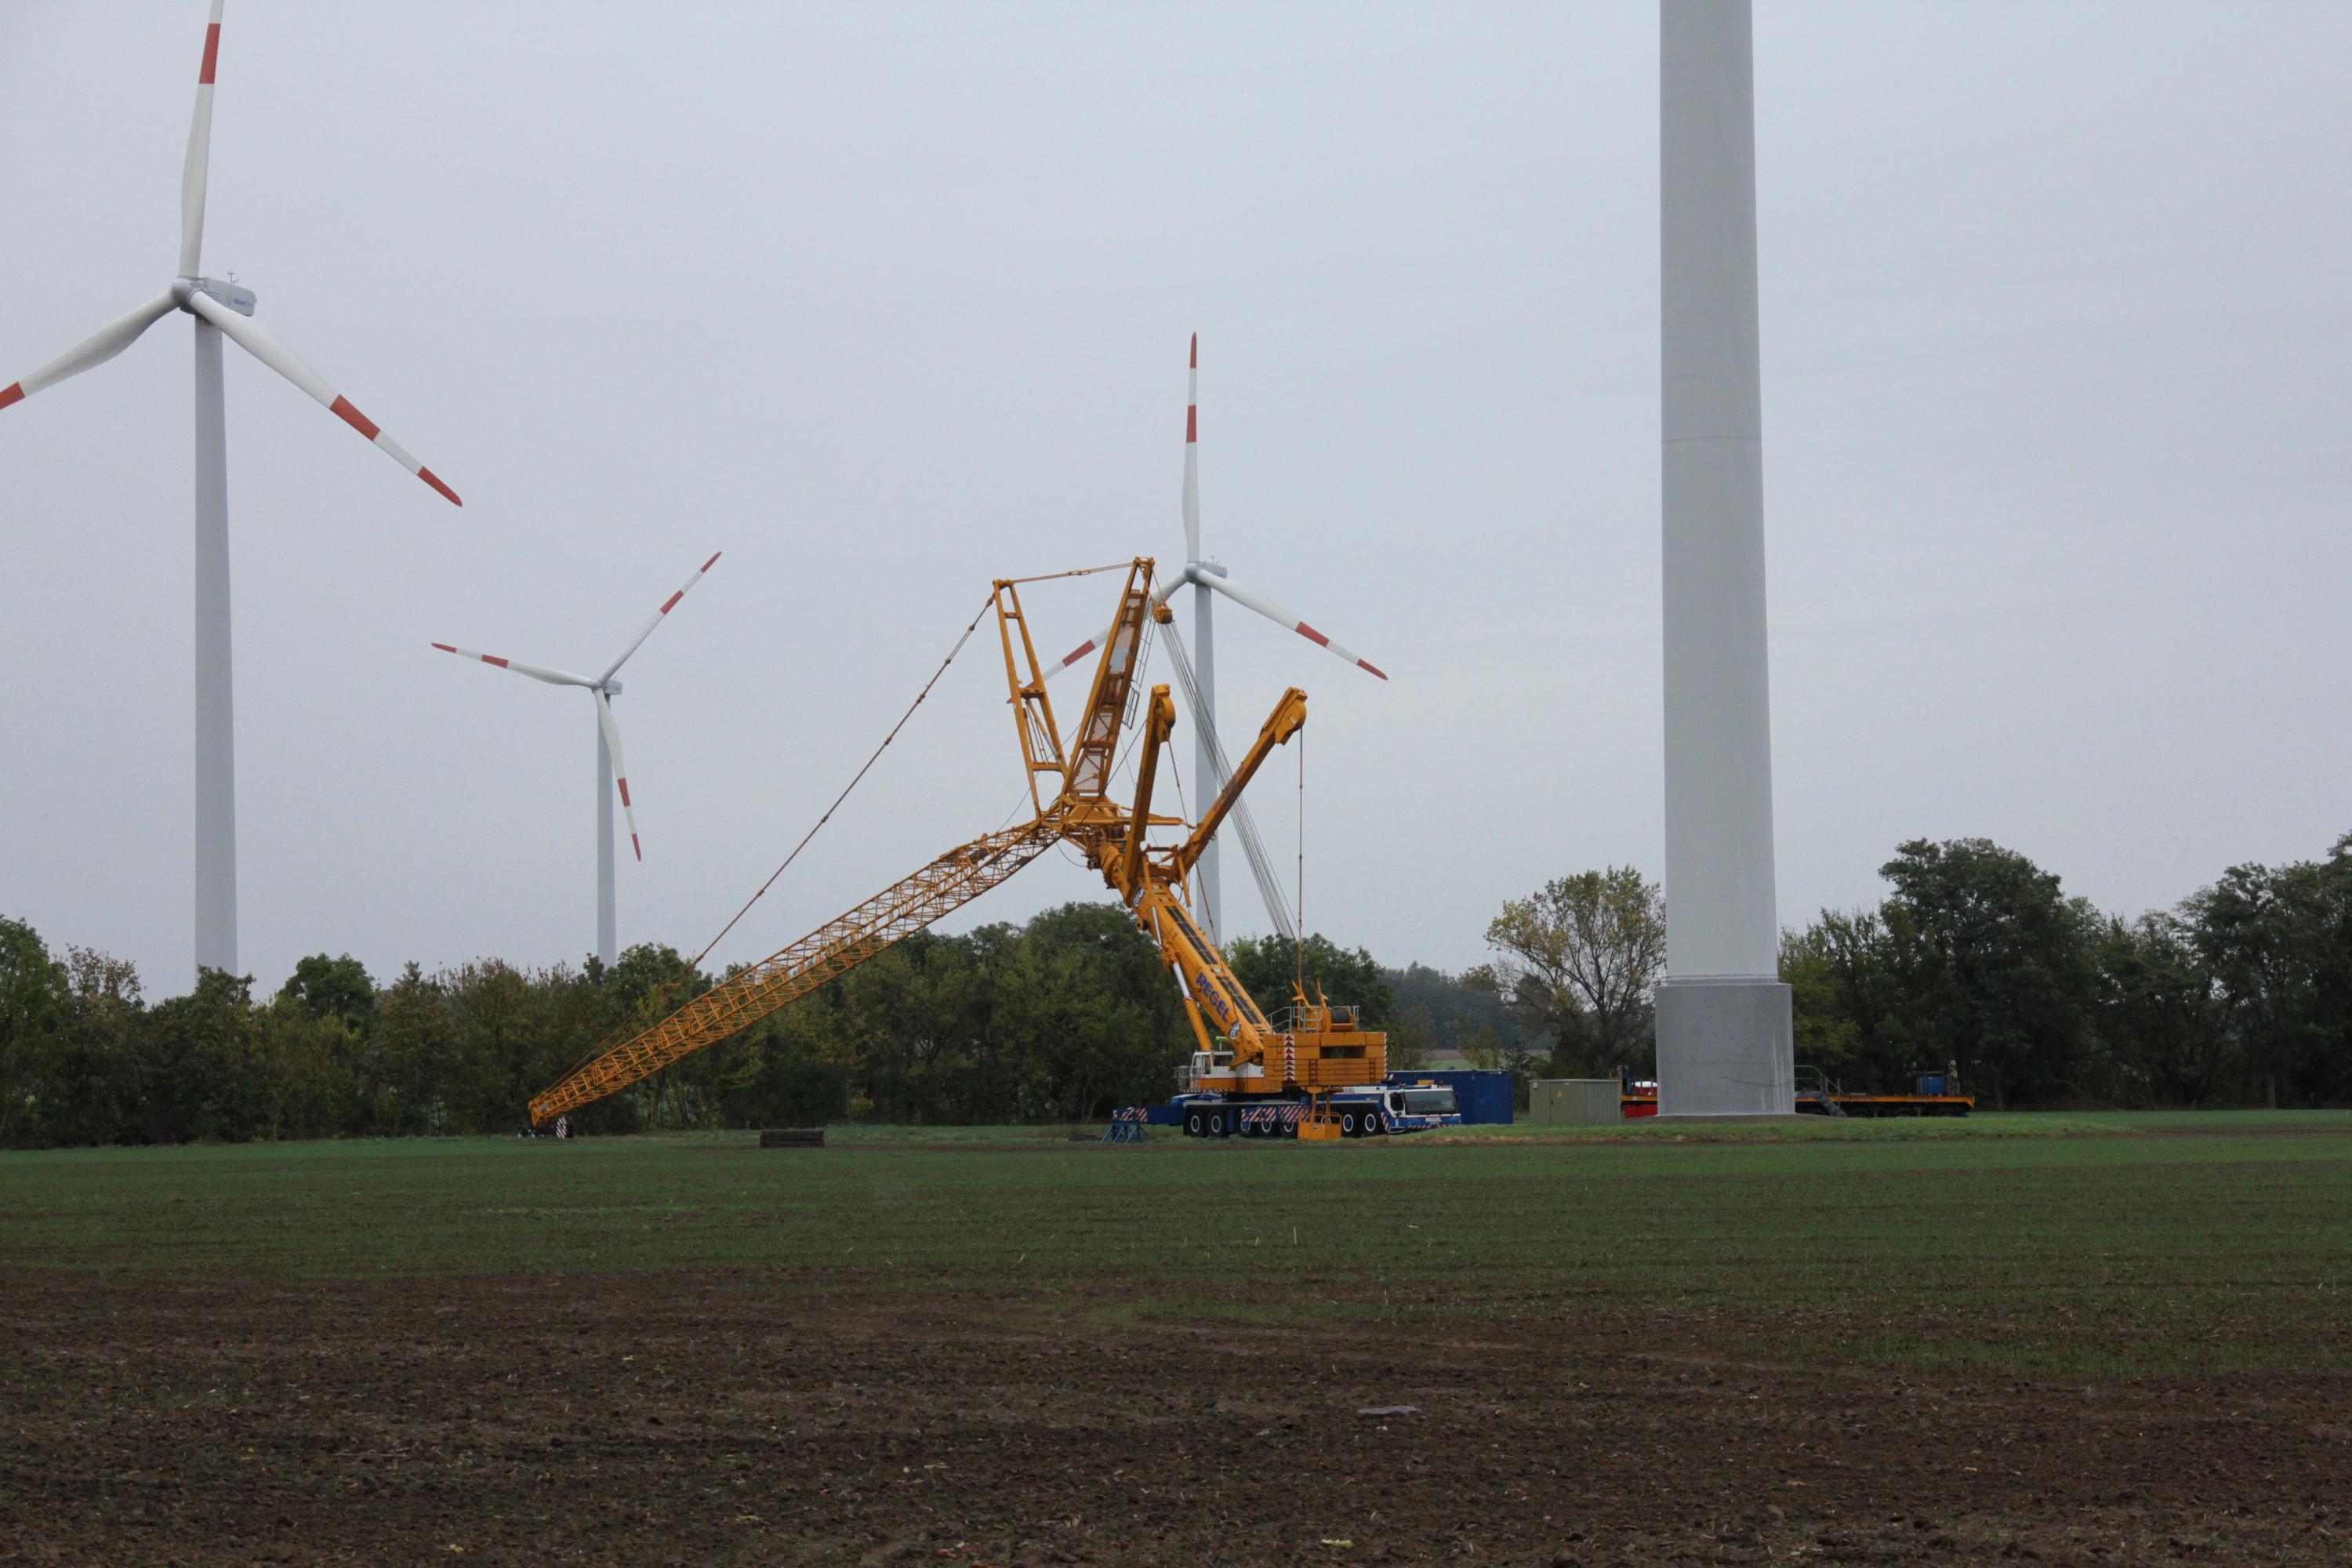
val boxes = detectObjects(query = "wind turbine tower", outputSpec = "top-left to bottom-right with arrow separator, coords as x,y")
1656,0 -> 1795,1115
1,2 -> 463,982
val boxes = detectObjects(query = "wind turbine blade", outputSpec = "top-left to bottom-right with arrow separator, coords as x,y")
183,288 -> 462,505
593,690 -> 642,862
1043,575 -> 1181,684
598,551 -> 722,684
179,0 -> 227,278
0,294 -> 178,411
430,643 -> 594,688
1182,332 -> 1200,563
1200,572 -> 1388,681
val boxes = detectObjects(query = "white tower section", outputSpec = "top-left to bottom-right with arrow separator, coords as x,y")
1656,0 -> 1793,1115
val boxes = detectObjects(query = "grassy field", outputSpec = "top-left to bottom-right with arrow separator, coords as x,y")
9,1112 -> 2349,1380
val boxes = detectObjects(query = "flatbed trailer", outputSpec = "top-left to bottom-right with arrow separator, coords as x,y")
1794,1090 -> 1974,1118
1616,1067 -> 1973,1119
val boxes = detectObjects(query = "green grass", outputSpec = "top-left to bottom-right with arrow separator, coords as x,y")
6,1113 -> 2349,1381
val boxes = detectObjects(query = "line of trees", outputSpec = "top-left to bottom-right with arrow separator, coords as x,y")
0,902 -> 1401,1148
7,829 -> 2343,1145
1466,833 -> 2352,1110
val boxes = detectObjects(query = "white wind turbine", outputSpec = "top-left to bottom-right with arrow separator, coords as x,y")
1,1 -> 463,981
433,553 -> 721,967
1046,336 -> 1388,940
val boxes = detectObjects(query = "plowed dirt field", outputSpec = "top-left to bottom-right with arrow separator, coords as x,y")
4,1121 -> 2347,1564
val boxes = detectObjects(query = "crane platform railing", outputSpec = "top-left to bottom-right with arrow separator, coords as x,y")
528,821 -> 1060,1125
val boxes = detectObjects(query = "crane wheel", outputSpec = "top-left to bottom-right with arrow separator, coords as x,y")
1185,1109 -> 1206,1138
1340,1110 -> 1359,1137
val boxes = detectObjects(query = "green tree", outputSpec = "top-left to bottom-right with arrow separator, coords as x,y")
252,1000 -> 364,1138
0,916 -> 71,1147
365,962 -> 454,1135
47,947 -> 145,1146
2183,837 -> 2352,1108
138,970 -> 264,1142
1467,866 -> 1664,1076
1224,932 -> 1394,1025
1877,839 -> 2099,1109
2092,912 -> 2230,1107
278,953 -> 376,1025
1779,921 -> 1862,1079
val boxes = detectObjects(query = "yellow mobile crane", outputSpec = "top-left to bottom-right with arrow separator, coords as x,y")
529,559 -> 1456,1140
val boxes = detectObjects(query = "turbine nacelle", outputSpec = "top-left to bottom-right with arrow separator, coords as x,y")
172,276 -> 255,317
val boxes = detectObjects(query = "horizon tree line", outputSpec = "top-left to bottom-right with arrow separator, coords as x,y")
2,829 -> 2346,1145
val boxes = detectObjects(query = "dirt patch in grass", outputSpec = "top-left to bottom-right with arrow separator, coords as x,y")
3,1269 -> 2344,1566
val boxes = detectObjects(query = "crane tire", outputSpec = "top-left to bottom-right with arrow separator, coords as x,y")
1185,1109 -> 1205,1138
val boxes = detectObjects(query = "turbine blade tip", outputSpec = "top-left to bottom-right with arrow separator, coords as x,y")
430,642 -> 456,653
1189,332 -> 1198,366
1359,660 -> 1389,681
631,835 -> 643,861
419,467 -> 462,506
701,550 -> 721,572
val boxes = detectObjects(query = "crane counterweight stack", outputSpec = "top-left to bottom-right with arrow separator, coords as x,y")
528,558 -> 1454,1142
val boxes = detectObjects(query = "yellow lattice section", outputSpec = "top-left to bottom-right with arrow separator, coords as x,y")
529,822 -> 1059,1125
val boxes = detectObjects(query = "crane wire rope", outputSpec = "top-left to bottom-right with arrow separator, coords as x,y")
684,559 -> 1138,974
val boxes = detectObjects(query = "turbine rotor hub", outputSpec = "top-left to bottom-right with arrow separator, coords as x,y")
172,276 -> 257,317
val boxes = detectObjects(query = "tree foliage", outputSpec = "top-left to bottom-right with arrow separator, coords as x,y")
1784,833 -> 2352,1109
1224,932 -> 1393,1029
0,901 -> 1308,1146
1468,866 -> 1665,1077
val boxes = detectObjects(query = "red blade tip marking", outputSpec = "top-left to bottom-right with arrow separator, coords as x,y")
329,395 -> 379,441
430,642 -> 456,653
1059,639 -> 1097,666
659,591 -> 684,614
1296,623 -> 1331,649
631,834 -> 643,862
483,655 -> 510,669
1186,406 -> 1196,443
1359,659 -> 1388,681
617,779 -> 632,808
701,551 -> 721,572
1189,333 -> 1198,368
419,467 -> 461,506
0,383 -> 24,412
199,24 -> 220,84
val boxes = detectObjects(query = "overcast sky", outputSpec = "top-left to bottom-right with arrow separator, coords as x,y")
3,2 -> 2347,997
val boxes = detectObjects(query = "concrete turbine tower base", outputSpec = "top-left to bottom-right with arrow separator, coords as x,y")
1657,0 -> 1793,1116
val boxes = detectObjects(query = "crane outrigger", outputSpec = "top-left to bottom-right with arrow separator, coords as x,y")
528,559 -> 1454,1140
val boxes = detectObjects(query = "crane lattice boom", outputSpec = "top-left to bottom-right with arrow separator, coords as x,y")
528,822 -> 1058,1124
